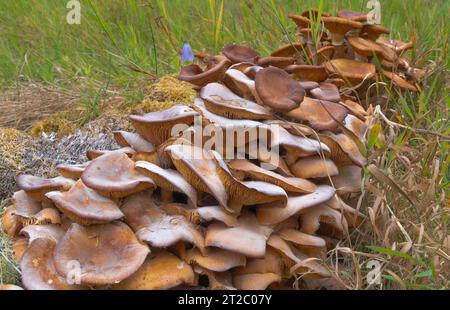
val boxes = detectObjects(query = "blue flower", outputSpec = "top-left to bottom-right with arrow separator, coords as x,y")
181,43 -> 194,64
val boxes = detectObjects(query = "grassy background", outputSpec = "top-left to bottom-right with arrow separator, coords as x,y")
0,0 -> 448,289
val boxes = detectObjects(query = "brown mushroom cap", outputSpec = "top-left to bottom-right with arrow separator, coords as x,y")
257,56 -> 295,69
46,180 -> 124,225
324,59 -> 376,85
54,222 -> 149,286
222,44 -> 259,64
11,190 -> 41,221
233,273 -> 281,290
344,114 -> 368,140
205,212 -> 272,258
228,159 -> 316,194
319,131 -> 367,167
301,8 -> 330,19
129,104 -> 199,145
361,24 -> 390,40
286,97 -> 348,131
383,70 -> 418,91
196,206 -> 239,227
135,161 -> 198,206
56,162 -> 90,179
199,82 -> 271,120
279,228 -> 326,248
314,45 -> 335,64
1,205 -> 23,237
256,185 -> 336,225
121,192 -> 205,251
16,175 -> 75,202
376,37 -> 413,54
178,58 -> 231,87
20,224 -> 64,244
86,147 -> 135,161
186,248 -> 246,272
165,144 -> 228,208
81,152 -> 155,199
21,238 -> 86,290
290,156 -> 339,179
12,237 -> 28,262
339,99 -> 367,120
31,208 -> 61,225
255,67 -> 305,112
288,13 -> 310,29
114,251 -> 195,290
321,16 -> 363,36
310,82 -> 341,102
300,204 -> 348,237
337,10 -> 367,22
270,43 -> 305,58
285,64 -> 328,82
113,131 -> 155,153
347,36 -> 396,62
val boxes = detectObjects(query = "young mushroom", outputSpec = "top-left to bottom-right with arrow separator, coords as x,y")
321,17 -> 363,59
178,58 -> 231,87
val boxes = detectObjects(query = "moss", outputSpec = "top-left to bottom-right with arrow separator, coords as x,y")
30,111 -> 79,137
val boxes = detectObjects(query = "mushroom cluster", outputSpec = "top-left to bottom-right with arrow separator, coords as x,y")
1,8 -> 425,290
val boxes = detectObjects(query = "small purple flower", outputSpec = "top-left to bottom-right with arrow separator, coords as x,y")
181,43 -> 194,64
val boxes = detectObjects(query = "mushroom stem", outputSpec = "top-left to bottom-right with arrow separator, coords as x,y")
160,189 -> 173,203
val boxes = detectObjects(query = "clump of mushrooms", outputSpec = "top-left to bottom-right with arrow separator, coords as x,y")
0,6 -> 427,290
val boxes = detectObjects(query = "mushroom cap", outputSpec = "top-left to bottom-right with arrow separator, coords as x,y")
274,124 -> 331,156
298,81 -> 320,91
1,205 -> 22,237
0,284 -> 24,290
11,190 -> 41,220
135,161 -> 198,206
337,10 -> 367,22
199,82 -> 271,120
165,144 -> 228,208
301,8 -> 330,19
315,45 -> 335,64
321,17 -> 363,35
288,13 -> 310,28
56,162 -> 90,179
256,185 -> 336,225
234,247 -> 284,276
46,180 -> 124,225
20,224 -> 65,244
324,59 -> 376,85
195,268 -> 236,290
12,237 -> 28,262
319,131 -> 367,167
222,44 -> 259,64
331,165 -> 362,194
196,206 -> 239,227
310,82 -> 341,102
255,67 -> 305,112
222,68 -> 258,99
278,228 -> 326,248
113,131 -> 155,153
129,104 -> 199,145
31,208 -> 61,225
286,97 -> 348,131
86,147 -> 135,161
339,99 -> 367,120
376,37 -> 413,54
186,248 -> 246,272
81,152 -> 155,199
205,212 -> 272,258
383,71 -> 418,91
344,114 -> 368,140
290,156 -> 339,179
121,192 -> 205,251
16,175 -> 75,202
54,222 -> 149,286
300,204 -> 348,237
325,195 -> 366,227
285,64 -> 328,82
361,24 -> 390,40
233,273 -> 281,290
21,238 -> 86,290
228,159 -> 316,194
113,251 -> 195,290
347,36 -> 396,62
270,43 -> 305,58
178,58 -> 231,87
257,56 -> 295,69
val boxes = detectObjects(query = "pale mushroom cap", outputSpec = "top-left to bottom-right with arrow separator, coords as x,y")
121,192 -> 205,251
200,82 -> 272,120
129,104 -> 199,145
274,124 -> 331,155
233,273 -> 281,290
255,67 -> 305,112
81,152 -> 155,199
21,238 -> 86,290
186,248 -> 246,272
309,82 -> 341,102
285,64 -> 328,82
278,228 -> 326,248
56,162 -> 90,179
290,155 -> 339,179
165,144 -> 228,208
16,175 -> 75,202
20,224 -> 65,244
113,251 -> 195,290
178,58 -> 231,87
384,70 -> 418,91
113,131 -> 155,153
54,222 -> 149,286
12,190 -> 41,219
222,44 -> 259,64
86,147 -> 135,161
205,212 -> 272,258
256,185 -> 336,225
46,180 -> 124,225
135,160 -> 198,206
228,159 -> 317,194
286,97 -> 348,132
300,204 -> 348,237
196,206 -> 239,227
324,59 -> 376,85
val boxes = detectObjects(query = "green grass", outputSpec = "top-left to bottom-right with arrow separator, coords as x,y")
0,0 -> 448,289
